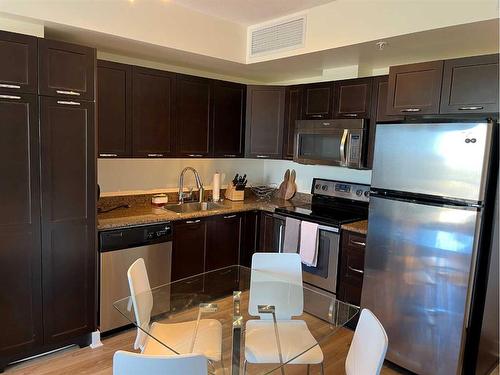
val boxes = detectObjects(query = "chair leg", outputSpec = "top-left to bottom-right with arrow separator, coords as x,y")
243,359 -> 248,375
320,362 -> 324,375
307,364 -> 311,374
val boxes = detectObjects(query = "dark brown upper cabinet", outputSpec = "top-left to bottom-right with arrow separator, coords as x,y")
334,78 -> 372,118
0,30 -> 37,94
283,85 -> 302,159
175,74 -> 212,157
38,39 -> 95,101
39,97 -> 96,344
301,82 -> 334,119
387,60 -> 444,115
212,80 -> 245,158
245,85 -> 285,159
366,75 -> 404,168
0,93 -> 43,359
97,60 -> 132,157
440,54 -> 499,114
132,66 -> 175,157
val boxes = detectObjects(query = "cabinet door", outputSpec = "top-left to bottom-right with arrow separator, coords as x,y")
283,86 -> 302,159
245,86 -> 285,159
387,60 -> 443,115
172,219 -> 207,281
240,211 -> 260,267
259,212 -> 279,252
0,30 -> 37,94
302,83 -> 333,119
366,76 -> 404,168
0,94 -> 42,357
175,75 -> 212,157
39,39 -> 95,101
440,54 -> 499,114
132,67 -> 175,157
338,231 -> 366,306
334,78 -> 372,118
212,80 -> 245,158
97,60 -> 131,157
40,97 -> 96,344
206,214 -> 242,271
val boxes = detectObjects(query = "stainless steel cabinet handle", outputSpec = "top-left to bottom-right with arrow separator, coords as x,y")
310,114 -> 323,118
348,266 -> 364,274
400,108 -> 421,112
56,90 -> 81,96
99,153 -> 118,157
188,154 -> 203,157
321,122 -> 331,126
350,240 -> 366,246
0,83 -> 21,89
344,113 -> 358,117
147,153 -> 163,157
0,94 -> 21,100
223,214 -> 237,219
256,155 -> 269,158
186,219 -> 201,224
459,106 -> 484,110
224,154 -> 237,157
57,100 -> 80,106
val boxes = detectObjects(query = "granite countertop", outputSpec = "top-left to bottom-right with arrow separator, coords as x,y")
341,220 -> 368,235
97,196 -> 304,230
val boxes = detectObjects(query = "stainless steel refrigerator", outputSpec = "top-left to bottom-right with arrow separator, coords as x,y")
361,121 -> 497,374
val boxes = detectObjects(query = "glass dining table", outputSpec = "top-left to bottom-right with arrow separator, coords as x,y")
113,265 -> 359,374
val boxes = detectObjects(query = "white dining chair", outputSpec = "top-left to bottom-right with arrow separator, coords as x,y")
113,351 -> 207,375
127,258 -> 222,363
244,253 -> 324,374
345,309 -> 388,375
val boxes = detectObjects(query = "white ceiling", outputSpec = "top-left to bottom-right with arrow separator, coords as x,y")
171,0 -> 335,25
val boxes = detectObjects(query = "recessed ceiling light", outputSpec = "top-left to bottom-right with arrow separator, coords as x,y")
376,41 -> 388,51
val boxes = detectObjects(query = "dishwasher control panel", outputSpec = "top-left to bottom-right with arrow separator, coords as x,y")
99,222 -> 172,252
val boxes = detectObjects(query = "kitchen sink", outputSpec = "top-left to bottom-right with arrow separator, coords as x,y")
164,201 -> 224,214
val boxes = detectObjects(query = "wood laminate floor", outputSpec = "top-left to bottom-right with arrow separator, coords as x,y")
4,292 -> 405,375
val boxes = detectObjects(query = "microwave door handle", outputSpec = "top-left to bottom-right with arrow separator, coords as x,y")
340,129 -> 349,166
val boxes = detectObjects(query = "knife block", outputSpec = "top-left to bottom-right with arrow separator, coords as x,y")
225,184 -> 245,201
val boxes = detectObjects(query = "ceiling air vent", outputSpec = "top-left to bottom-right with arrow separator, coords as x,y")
249,15 -> 306,58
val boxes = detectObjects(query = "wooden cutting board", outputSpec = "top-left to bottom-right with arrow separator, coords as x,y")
277,169 -> 290,199
284,169 -> 297,200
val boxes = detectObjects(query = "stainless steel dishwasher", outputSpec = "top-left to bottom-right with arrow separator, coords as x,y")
99,222 -> 172,333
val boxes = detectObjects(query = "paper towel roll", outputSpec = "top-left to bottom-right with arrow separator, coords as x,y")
212,172 -> 220,201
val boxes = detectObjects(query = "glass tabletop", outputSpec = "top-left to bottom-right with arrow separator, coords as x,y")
113,265 -> 359,374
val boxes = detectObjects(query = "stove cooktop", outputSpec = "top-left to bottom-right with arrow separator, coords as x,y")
275,204 -> 366,228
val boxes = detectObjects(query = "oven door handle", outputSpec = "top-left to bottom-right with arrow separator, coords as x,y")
318,225 -> 339,234
340,129 -> 349,166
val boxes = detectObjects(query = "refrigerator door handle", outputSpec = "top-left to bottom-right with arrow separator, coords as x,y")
340,129 -> 349,166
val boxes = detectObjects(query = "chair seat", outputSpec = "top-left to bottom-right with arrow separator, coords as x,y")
142,319 -> 222,362
245,319 -> 323,365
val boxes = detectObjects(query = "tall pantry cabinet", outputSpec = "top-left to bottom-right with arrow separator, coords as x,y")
0,31 -> 96,370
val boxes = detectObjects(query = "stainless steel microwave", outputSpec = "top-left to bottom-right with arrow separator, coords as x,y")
293,119 -> 367,168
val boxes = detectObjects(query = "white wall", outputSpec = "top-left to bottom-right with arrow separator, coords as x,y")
0,14 -> 44,36
98,158 -> 264,195
263,160 -> 372,193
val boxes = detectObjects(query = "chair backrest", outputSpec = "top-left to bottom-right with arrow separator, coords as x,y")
248,253 -> 303,320
345,309 -> 388,375
127,258 -> 153,350
113,351 -> 207,375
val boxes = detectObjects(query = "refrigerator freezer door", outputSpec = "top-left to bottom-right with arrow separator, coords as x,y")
361,195 -> 480,375
371,122 -> 492,202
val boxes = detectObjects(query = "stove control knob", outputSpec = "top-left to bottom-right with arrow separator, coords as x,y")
321,185 -> 328,191
356,189 -> 363,196
364,191 -> 370,197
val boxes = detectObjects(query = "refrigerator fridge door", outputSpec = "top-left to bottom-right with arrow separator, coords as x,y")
361,195 -> 481,375
371,122 -> 492,203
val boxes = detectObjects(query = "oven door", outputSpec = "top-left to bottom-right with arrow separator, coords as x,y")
302,225 -> 340,294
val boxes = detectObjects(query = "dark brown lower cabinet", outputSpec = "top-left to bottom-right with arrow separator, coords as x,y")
206,214 -> 242,271
259,212 -> 282,252
338,231 -> 366,307
39,97 -> 96,344
240,211 -> 260,267
0,94 -> 42,362
172,219 -> 207,281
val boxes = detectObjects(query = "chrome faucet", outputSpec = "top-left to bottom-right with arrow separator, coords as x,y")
178,167 -> 204,204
